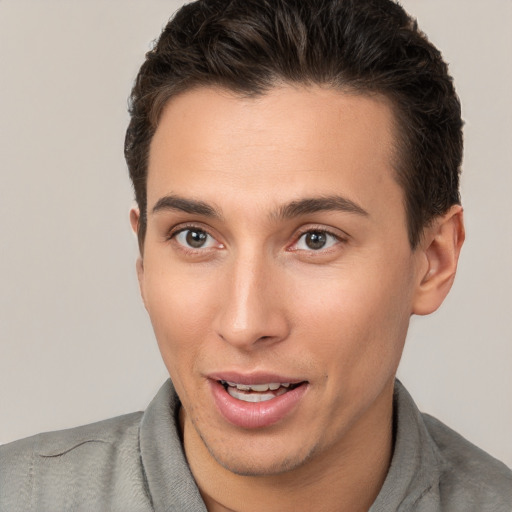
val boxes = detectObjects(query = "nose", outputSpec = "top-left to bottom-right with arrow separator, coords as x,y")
214,252 -> 290,350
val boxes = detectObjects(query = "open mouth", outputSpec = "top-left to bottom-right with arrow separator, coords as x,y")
219,380 -> 304,403
211,378 -> 309,428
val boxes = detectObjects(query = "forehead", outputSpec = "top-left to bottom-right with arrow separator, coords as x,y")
147,85 -> 402,221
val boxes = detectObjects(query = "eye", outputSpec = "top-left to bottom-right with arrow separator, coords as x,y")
173,228 -> 220,250
294,230 -> 340,251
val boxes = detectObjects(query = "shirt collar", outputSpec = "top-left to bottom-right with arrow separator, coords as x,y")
369,380 -> 445,511
140,380 -> 207,512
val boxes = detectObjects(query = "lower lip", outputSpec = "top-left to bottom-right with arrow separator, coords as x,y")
209,380 -> 308,429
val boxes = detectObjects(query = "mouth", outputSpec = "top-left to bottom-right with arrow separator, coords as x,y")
218,380 -> 303,403
210,376 -> 309,428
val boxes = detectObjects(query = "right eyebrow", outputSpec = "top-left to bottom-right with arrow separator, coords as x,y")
151,194 -> 222,218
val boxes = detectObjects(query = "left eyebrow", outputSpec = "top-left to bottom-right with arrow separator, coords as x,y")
273,195 -> 369,220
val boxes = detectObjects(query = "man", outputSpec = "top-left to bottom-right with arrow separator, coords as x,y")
1,0 -> 511,510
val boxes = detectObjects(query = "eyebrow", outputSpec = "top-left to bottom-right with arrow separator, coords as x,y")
274,195 -> 369,219
151,194 -> 368,220
152,195 -> 222,218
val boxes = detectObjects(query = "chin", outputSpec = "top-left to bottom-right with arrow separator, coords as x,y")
201,432 -> 319,477
213,453 -> 309,477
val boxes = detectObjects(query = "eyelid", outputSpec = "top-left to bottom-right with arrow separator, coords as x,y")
167,223 -> 224,251
165,222 -> 347,253
295,224 -> 348,239
167,221 -> 214,238
288,225 -> 349,252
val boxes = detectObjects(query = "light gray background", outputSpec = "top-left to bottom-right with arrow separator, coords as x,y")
0,1 -> 511,467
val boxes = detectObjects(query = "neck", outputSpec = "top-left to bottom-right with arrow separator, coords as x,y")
182,382 -> 394,512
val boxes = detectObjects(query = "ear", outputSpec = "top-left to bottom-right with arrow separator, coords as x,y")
129,207 -> 146,308
412,205 -> 465,316
129,207 -> 140,237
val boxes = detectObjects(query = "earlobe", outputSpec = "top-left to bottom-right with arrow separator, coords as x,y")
412,205 -> 465,316
135,257 -> 148,311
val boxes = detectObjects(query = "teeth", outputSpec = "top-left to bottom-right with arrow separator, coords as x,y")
227,386 -> 289,402
248,384 -> 270,392
227,388 -> 276,402
220,381 -> 293,392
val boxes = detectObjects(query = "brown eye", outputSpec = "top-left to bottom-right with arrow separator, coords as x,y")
186,229 -> 208,248
304,231 -> 327,250
175,228 -> 217,249
294,230 -> 339,251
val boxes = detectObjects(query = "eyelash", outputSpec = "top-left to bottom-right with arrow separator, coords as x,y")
167,224 -> 222,254
166,224 -> 347,255
289,227 -> 346,253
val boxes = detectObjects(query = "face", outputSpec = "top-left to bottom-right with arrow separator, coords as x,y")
135,85 -> 425,476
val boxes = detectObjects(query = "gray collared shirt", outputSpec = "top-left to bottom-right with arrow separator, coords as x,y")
1,380 -> 511,511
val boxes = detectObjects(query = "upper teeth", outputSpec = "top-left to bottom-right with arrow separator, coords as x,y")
223,381 -> 290,392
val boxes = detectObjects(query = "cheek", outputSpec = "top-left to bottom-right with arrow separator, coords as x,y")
293,256 -> 414,373
142,264 -> 218,371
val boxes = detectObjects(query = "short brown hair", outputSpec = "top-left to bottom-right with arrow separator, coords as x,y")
125,0 -> 463,250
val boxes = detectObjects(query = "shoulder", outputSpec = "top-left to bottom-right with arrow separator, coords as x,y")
0,410 -> 143,460
0,412 -> 149,511
423,413 -> 512,510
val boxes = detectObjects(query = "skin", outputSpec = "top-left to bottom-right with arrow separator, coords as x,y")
131,85 -> 464,512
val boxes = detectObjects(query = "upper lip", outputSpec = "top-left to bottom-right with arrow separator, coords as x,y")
207,371 -> 307,385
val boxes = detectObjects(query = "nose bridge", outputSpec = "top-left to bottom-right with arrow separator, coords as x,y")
216,246 -> 287,349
